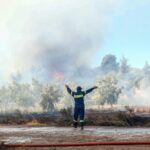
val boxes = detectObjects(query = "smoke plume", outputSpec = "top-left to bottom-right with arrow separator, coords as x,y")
0,0 -> 122,83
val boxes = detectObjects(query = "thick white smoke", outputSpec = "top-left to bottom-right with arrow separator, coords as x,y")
0,0 -> 123,83
118,68 -> 150,106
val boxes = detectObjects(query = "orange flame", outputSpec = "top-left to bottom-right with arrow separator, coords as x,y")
53,71 -> 65,81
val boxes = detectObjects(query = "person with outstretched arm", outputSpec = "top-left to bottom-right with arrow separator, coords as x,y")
65,84 -> 98,130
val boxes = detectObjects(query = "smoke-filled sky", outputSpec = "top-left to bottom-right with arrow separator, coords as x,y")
0,0 -> 149,83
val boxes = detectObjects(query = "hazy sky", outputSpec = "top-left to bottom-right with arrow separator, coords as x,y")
0,0 -> 150,82
94,0 -> 150,68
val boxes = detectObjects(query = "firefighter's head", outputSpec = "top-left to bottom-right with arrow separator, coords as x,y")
77,86 -> 82,91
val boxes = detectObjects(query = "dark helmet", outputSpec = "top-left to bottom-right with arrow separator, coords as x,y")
77,86 -> 82,91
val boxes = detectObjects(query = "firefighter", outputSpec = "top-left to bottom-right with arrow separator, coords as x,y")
65,84 -> 98,130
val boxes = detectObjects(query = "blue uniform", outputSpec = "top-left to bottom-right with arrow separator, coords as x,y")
66,86 -> 97,123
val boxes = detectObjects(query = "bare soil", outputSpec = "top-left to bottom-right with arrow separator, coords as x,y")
1,126 -> 150,150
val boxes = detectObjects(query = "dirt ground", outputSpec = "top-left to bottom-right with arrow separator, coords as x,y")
1,126 -> 150,150
2,146 -> 150,150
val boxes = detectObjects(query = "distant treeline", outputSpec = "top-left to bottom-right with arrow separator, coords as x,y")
0,54 -> 150,112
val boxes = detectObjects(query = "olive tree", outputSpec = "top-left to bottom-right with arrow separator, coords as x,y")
40,85 -> 61,112
96,76 -> 121,108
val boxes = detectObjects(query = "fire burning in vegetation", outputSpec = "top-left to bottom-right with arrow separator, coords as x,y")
0,1 -> 150,114
0,59 -> 150,114
53,71 -> 65,82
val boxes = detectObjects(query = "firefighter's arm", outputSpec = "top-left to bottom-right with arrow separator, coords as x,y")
85,86 -> 98,95
65,85 -> 74,96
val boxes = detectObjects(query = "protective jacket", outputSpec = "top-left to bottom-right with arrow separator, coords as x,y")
66,86 -> 96,108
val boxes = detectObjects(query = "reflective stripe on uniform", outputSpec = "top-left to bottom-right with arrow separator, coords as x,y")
74,94 -> 84,98
80,120 -> 84,122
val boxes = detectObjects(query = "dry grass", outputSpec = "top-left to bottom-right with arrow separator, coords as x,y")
0,109 -> 150,127
26,119 -> 46,127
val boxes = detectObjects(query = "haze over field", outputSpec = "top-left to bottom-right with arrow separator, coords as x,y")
0,0 -> 150,111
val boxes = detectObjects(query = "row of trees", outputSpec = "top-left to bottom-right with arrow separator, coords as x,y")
1,54 -> 150,112
0,75 -> 122,112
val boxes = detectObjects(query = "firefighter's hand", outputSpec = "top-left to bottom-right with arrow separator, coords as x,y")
94,86 -> 98,89
65,84 -> 68,88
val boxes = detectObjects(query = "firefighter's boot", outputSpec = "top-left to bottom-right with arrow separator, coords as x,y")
80,122 -> 84,130
73,121 -> 78,128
